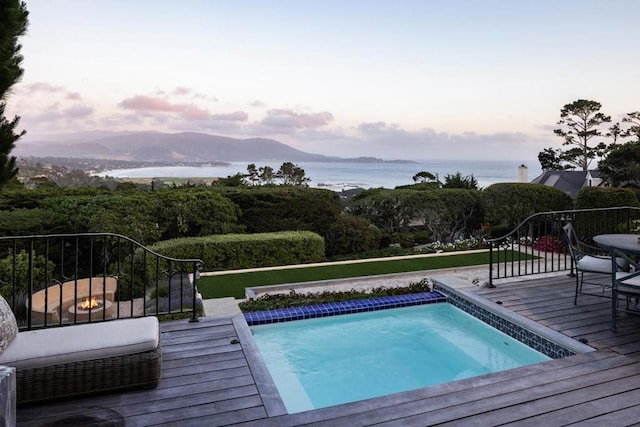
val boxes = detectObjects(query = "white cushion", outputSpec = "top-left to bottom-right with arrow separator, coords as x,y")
577,256 -> 628,273
0,316 -> 159,369
619,275 -> 640,288
0,296 -> 18,355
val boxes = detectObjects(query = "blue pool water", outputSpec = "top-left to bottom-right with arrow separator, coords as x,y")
251,303 -> 551,413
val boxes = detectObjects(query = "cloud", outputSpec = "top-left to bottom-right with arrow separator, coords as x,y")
119,95 -> 211,120
211,111 -> 248,121
172,86 -> 192,96
66,92 -> 82,101
99,113 -> 145,128
10,82 -> 552,162
28,103 -> 93,123
357,121 -> 384,132
63,105 -> 93,118
349,121 -> 550,160
16,82 -> 84,102
20,82 -> 66,94
259,109 -> 334,133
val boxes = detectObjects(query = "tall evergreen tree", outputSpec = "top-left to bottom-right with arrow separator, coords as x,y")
621,112 -> 640,141
0,1 -> 29,188
551,99 -> 611,172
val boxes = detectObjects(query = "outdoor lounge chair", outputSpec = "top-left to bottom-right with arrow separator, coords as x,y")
610,248 -> 640,332
0,295 -> 161,405
563,223 -> 629,304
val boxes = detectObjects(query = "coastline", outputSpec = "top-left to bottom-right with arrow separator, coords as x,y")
94,159 -> 539,191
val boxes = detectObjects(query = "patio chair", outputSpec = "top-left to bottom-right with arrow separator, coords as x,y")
610,248 -> 640,332
563,223 -> 629,304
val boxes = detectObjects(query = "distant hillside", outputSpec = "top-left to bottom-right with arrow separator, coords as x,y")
15,131 -> 412,164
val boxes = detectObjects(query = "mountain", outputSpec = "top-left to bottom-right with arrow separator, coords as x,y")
15,131 -> 409,163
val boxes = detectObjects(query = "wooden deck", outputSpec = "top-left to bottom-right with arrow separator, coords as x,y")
17,274 -> 640,426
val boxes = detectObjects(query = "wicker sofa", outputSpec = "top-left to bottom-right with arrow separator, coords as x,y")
0,295 -> 161,405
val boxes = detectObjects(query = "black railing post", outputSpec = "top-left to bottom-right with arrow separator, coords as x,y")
27,238 -> 34,329
488,243 -> 495,288
190,262 -> 200,322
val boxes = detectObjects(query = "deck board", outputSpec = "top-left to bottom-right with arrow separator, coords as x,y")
17,273 -> 640,426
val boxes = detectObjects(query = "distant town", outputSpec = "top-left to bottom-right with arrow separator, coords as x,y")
18,157 -> 231,174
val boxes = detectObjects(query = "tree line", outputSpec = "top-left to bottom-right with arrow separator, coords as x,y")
216,162 -> 311,187
540,99 -> 640,187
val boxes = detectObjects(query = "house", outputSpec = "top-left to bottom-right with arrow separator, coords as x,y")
530,169 -> 604,199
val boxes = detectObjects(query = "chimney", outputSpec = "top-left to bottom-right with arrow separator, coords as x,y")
518,164 -> 528,183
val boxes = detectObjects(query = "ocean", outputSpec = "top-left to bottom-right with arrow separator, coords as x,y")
98,159 -> 541,191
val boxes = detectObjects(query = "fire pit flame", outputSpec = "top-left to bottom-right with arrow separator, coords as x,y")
79,296 -> 100,310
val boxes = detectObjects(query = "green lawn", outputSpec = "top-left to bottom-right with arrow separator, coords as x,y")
198,250 -> 530,299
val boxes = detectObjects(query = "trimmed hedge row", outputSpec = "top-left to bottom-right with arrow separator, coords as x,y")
483,183 -> 574,228
214,186 -> 342,235
149,231 -> 325,272
575,186 -> 640,209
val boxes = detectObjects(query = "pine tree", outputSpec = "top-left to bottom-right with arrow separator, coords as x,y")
552,99 -> 611,172
0,1 -> 29,188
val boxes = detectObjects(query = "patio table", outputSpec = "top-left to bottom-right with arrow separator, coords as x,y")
593,233 -> 640,327
593,233 -> 640,255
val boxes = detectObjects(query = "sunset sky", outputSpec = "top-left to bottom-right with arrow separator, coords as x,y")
7,0 -> 640,162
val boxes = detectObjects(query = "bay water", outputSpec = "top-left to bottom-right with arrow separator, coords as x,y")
99,159 -> 541,191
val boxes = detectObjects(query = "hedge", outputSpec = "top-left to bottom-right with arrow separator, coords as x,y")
214,187 -> 342,236
575,186 -> 640,209
149,231 -> 325,272
483,183 -> 573,227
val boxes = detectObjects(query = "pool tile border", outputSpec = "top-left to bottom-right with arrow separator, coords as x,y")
436,285 -> 574,358
243,276 -> 594,360
243,291 -> 446,325
432,278 -> 594,359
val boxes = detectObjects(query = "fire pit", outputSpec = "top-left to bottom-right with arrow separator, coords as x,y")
68,296 -> 114,321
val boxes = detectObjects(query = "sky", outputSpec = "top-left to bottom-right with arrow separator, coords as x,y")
6,0 -> 640,162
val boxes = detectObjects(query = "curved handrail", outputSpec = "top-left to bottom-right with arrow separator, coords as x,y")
0,232 -> 204,265
487,206 -> 640,286
0,232 -> 204,329
487,206 -> 640,243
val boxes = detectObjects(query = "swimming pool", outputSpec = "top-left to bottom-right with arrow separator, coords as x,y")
242,278 -> 594,414
251,303 -> 550,413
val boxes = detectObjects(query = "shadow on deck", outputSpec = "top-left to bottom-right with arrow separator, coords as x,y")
17,274 -> 640,426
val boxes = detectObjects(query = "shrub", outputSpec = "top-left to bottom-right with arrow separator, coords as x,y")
154,188 -> 243,239
239,278 -> 431,312
412,230 -> 432,245
483,183 -> 573,228
324,215 -> 381,257
0,208 -> 67,236
216,187 -> 342,236
436,189 -> 484,240
427,237 -> 488,252
149,231 -> 325,272
533,235 -> 566,253
391,232 -> 415,248
575,186 -> 640,209
144,272 -> 203,315
0,250 -> 56,321
350,188 -> 482,242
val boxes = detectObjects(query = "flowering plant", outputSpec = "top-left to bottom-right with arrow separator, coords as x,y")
533,235 -> 566,253
427,237 -> 489,252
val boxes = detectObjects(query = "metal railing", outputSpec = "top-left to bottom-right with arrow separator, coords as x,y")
488,206 -> 640,286
0,233 -> 203,330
